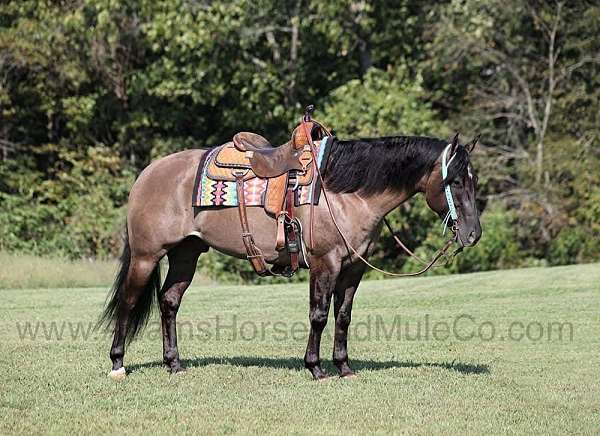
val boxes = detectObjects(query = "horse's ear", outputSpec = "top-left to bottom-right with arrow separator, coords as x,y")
450,132 -> 459,155
468,134 -> 480,153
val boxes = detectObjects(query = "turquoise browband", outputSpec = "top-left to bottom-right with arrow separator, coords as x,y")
441,143 -> 458,235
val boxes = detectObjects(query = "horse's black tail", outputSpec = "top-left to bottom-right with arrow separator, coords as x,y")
98,223 -> 161,344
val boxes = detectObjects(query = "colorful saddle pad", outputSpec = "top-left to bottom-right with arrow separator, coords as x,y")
192,136 -> 333,208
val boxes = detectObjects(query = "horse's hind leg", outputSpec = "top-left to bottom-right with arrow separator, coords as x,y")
159,237 -> 208,373
108,255 -> 160,378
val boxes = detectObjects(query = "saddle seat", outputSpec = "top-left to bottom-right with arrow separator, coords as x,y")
233,132 -> 272,152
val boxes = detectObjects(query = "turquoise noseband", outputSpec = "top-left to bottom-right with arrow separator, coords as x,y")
441,144 -> 458,235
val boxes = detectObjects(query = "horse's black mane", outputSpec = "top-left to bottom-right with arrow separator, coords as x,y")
324,136 -> 469,194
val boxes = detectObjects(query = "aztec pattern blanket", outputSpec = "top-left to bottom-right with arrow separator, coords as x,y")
192,136 -> 333,208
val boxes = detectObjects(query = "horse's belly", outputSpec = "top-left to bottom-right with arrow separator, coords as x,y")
192,207 -> 281,262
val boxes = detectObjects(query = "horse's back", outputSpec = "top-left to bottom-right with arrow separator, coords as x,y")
137,148 -> 205,180
131,149 -> 206,197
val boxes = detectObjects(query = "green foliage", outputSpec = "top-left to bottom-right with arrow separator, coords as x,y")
321,68 -> 448,138
453,204 -> 528,272
400,203 -> 529,276
422,0 -> 600,269
0,146 -> 132,258
0,0 -> 598,279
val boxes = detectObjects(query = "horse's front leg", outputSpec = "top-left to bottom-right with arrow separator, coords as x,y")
304,256 -> 340,380
332,263 -> 366,377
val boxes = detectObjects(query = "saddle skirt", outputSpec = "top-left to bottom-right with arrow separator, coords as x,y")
192,136 -> 333,213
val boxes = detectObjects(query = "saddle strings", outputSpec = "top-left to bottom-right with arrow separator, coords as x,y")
300,122 -> 457,277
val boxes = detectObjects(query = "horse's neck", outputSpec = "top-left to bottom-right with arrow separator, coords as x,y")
367,189 -> 417,219
327,188 -> 418,235
320,149 -> 432,246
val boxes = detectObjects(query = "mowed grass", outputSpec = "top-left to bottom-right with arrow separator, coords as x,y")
1,264 -> 599,434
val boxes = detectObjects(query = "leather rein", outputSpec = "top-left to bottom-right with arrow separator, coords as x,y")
301,121 -> 462,277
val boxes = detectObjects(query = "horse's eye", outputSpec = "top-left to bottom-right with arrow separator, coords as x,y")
452,179 -> 462,188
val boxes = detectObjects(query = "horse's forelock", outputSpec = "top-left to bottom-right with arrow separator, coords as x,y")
443,145 -> 470,186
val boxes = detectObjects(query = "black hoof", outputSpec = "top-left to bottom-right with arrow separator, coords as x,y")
335,361 -> 355,378
169,366 -> 186,374
309,366 -> 330,380
165,360 -> 186,374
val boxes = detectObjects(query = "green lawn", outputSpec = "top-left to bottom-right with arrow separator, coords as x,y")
1,264 -> 599,434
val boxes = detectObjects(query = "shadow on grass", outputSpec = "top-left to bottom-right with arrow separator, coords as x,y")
129,356 -> 489,375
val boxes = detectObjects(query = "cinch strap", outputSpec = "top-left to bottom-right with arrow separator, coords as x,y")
441,144 -> 458,235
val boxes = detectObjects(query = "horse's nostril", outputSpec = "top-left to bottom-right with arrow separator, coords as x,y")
467,231 -> 476,244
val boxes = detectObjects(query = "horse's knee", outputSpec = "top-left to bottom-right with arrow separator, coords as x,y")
336,310 -> 352,329
310,307 -> 329,330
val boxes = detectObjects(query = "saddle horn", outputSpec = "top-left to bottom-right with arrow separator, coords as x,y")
304,104 -> 315,122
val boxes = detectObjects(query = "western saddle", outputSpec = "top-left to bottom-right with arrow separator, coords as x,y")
212,105 -> 331,277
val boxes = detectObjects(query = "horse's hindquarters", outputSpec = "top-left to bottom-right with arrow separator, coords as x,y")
127,149 -> 205,258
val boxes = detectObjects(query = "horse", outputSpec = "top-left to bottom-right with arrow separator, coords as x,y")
100,132 -> 482,380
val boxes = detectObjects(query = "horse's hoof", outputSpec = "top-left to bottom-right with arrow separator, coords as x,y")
316,374 -> 333,382
170,366 -> 186,375
108,367 -> 127,381
341,373 -> 358,379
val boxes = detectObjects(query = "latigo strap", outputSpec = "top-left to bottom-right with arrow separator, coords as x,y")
234,171 -> 271,276
234,170 -> 302,277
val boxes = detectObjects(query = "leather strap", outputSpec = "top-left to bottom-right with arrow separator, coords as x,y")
234,173 -> 270,276
286,187 -> 300,271
298,112 -> 332,251
300,119 -> 319,251
235,171 -> 303,277
275,213 -> 286,251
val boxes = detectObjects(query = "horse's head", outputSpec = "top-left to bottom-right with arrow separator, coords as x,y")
425,134 -> 482,247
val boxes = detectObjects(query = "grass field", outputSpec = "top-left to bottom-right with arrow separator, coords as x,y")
1,263 -> 599,434
0,252 -> 118,289
0,252 -> 212,289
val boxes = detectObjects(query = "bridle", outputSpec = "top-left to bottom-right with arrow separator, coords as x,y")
441,143 -> 459,235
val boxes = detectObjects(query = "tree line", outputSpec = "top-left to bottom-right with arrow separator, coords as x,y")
0,0 -> 598,281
